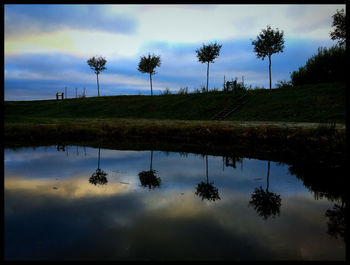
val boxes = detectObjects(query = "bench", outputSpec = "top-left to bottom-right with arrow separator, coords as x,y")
56,92 -> 64,100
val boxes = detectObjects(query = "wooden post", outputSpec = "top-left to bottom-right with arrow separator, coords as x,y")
223,75 -> 226,92
75,87 -> 78,98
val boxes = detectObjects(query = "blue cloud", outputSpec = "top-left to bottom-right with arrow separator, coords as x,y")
5,4 -> 138,38
5,36 -> 337,100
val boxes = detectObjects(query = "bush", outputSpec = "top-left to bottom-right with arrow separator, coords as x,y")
161,88 -> 172,95
275,80 -> 293,89
290,45 -> 345,86
178,87 -> 188,94
209,87 -> 220,93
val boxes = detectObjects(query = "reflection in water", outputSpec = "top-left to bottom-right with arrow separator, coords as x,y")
195,155 -> 220,202
325,198 -> 346,241
288,157 -> 347,246
224,156 -> 243,169
139,150 -> 161,190
249,161 -> 282,220
4,146 -> 346,260
89,147 -> 108,186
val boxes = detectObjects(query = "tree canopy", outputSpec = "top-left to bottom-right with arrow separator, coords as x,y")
330,9 -> 346,46
87,56 -> 107,74
196,42 -> 222,64
251,25 -> 285,60
138,53 -> 161,75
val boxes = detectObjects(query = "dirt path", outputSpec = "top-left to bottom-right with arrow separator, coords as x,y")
217,120 -> 346,130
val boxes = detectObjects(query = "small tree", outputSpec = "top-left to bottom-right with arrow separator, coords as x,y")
87,56 -> 107,97
138,53 -> 161,96
252,25 -> 285,90
196,42 -> 222,92
330,9 -> 346,46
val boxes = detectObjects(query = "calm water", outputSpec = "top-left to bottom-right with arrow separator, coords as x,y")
4,145 -> 346,260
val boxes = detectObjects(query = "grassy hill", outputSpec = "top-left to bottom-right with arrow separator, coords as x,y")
4,82 -> 346,124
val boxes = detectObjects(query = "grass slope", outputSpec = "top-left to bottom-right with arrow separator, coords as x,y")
228,82 -> 346,123
4,82 -> 345,123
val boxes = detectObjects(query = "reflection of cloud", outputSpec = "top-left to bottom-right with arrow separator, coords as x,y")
4,160 -> 345,260
5,176 -> 131,198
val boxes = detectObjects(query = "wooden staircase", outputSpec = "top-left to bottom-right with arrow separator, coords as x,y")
211,94 -> 250,121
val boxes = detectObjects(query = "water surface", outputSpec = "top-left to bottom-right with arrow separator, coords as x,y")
4,145 -> 346,260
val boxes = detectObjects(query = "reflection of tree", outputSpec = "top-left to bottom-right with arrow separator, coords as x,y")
57,145 -> 65,151
249,161 -> 281,220
195,155 -> 220,202
288,156 -> 347,249
224,156 -> 243,169
325,197 -> 346,241
89,147 -> 108,186
138,150 -> 161,190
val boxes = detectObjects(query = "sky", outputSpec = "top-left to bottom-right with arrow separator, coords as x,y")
4,4 -> 345,100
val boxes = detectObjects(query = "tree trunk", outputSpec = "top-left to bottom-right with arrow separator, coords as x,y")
150,73 -> 153,96
97,147 -> 101,170
268,55 -> 272,90
96,73 -> 100,96
206,155 -> 209,184
206,62 -> 210,92
266,160 -> 270,192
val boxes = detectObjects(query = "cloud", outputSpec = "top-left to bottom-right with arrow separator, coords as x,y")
4,4 -> 345,100
4,4 -> 138,39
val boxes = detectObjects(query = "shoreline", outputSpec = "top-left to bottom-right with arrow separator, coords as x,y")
5,119 -> 346,163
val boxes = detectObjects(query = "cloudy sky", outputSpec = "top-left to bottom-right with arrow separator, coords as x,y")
4,4 -> 345,100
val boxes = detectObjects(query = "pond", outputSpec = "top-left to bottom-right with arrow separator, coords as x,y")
4,145 -> 346,260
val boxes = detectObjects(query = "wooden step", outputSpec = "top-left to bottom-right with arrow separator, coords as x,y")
211,94 -> 250,121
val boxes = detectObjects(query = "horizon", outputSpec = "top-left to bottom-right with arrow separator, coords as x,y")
4,4 -> 345,101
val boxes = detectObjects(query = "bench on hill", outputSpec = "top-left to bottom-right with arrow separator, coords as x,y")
56,92 -> 64,100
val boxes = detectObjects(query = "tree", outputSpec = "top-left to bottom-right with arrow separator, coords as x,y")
249,161 -> 282,220
138,53 -> 161,96
89,147 -> 108,186
252,25 -> 285,90
330,9 -> 346,46
138,151 -> 161,190
195,155 -> 220,202
196,42 -> 222,92
87,56 -> 107,97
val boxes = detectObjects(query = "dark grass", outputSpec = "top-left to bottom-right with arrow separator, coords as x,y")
5,119 -> 346,157
4,82 -> 346,123
229,82 -> 346,123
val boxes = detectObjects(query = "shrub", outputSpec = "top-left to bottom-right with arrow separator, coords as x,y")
209,87 -> 220,93
161,87 -> 172,95
275,80 -> 293,89
178,87 -> 188,94
290,45 -> 345,86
